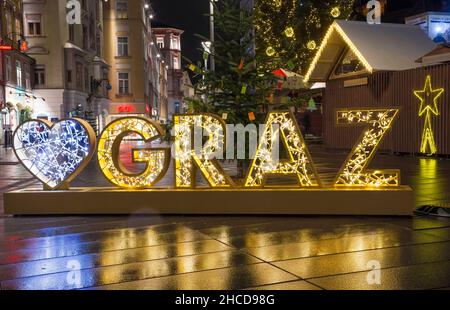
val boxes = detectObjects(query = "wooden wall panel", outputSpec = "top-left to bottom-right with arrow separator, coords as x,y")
323,64 -> 450,155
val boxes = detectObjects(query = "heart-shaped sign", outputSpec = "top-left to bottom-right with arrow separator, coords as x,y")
13,118 -> 96,189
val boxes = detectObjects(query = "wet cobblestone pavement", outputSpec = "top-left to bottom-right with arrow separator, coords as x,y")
1,145 -> 450,290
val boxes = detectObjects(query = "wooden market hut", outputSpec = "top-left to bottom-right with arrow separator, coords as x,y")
304,20 -> 450,155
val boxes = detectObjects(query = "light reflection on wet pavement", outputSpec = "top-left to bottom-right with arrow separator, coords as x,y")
1,144 -> 450,290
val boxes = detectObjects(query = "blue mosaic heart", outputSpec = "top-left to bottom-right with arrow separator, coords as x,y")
13,119 -> 96,189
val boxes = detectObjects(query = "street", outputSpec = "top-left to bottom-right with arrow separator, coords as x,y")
1,145 -> 450,290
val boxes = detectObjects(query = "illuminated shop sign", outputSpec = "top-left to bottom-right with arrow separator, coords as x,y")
13,110 -> 401,190
117,104 -> 136,113
0,45 -> 13,50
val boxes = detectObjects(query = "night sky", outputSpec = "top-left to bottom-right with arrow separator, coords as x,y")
152,0 -> 449,66
152,0 -> 210,66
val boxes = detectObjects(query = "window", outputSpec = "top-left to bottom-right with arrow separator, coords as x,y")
173,56 -> 180,70
5,13 -> 12,37
117,37 -> 129,56
156,36 -> 164,49
118,72 -> 129,94
69,24 -> 75,41
96,34 -> 101,56
101,68 -> 108,96
67,70 -> 72,83
82,26 -> 88,49
35,66 -> 46,86
76,62 -> 83,89
25,67 -> 31,90
85,67 -> 89,92
26,14 -> 42,36
15,18 -> 22,40
171,37 -> 180,50
5,56 -> 12,82
16,61 -> 23,88
332,49 -> 366,78
116,1 -> 128,19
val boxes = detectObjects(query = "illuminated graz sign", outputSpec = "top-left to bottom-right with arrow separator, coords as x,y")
13,110 -> 401,190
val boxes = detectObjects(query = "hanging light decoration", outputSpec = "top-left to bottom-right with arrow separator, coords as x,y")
331,7 -> 341,18
266,46 -> 276,56
284,26 -> 295,38
307,40 -> 317,50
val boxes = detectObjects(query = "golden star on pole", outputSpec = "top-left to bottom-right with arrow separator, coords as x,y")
414,75 -> 445,155
414,75 -> 444,117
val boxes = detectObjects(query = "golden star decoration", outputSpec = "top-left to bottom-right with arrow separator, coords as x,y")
414,75 -> 445,117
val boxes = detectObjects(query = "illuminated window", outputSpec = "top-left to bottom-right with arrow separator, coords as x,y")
117,36 -> 129,56
156,36 -> 164,49
16,61 -> 23,88
118,72 -> 129,94
332,48 -> 366,78
173,56 -> 180,69
171,36 -> 180,50
116,1 -> 128,19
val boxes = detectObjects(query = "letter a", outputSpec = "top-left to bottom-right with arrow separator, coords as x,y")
245,112 -> 321,187
66,0 -> 81,25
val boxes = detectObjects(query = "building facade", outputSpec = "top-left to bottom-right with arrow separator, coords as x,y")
406,11 -> 450,44
147,22 -> 168,123
103,0 -> 163,124
23,0 -> 109,133
152,23 -> 184,122
0,0 -> 173,144
1,0 -> 36,146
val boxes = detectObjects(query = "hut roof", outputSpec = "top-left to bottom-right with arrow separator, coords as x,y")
304,20 -> 436,82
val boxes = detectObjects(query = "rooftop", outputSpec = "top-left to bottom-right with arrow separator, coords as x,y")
417,43 -> 450,65
304,20 -> 436,82
151,21 -> 184,33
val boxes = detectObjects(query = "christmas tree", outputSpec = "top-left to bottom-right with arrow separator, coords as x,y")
186,0 -> 277,177
254,0 -> 356,74
186,0 -> 275,125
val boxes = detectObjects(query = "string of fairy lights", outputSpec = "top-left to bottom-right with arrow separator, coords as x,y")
13,119 -> 95,189
254,0 -> 355,73
173,115 -> 233,188
97,118 -> 169,188
245,112 -> 320,187
12,114 -> 402,190
335,109 -> 400,187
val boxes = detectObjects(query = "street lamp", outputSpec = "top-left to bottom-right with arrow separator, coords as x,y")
209,0 -> 218,72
